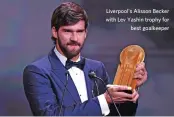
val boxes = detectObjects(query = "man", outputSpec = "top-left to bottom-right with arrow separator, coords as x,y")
23,2 -> 147,116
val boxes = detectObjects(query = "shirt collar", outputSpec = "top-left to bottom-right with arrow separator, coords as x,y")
54,47 -> 80,66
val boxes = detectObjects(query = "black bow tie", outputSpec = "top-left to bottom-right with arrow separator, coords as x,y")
65,58 -> 85,70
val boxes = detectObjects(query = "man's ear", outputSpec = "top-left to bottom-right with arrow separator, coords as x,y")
52,27 -> 58,38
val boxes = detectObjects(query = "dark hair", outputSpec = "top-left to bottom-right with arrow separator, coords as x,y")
51,2 -> 89,44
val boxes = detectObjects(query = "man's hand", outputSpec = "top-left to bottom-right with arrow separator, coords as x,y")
104,85 -> 139,104
134,62 -> 147,87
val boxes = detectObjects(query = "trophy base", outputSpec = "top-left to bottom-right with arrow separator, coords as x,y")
123,90 -> 132,94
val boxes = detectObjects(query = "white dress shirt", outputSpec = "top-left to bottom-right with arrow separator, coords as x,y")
54,47 -> 110,115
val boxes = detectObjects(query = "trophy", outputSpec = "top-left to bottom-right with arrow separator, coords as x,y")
113,45 -> 145,92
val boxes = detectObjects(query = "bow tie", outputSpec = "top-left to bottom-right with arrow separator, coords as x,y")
65,58 -> 85,70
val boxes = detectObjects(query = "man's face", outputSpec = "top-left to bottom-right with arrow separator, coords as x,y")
53,20 -> 87,59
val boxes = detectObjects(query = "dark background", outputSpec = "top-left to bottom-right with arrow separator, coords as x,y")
0,0 -> 174,115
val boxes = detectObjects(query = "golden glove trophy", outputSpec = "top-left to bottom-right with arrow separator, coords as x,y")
113,45 -> 145,92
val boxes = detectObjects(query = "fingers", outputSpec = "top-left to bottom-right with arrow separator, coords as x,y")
112,91 -> 133,99
105,85 -> 140,104
136,62 -> 145,72
134,73 -> 144,79
131,90 -> 139,103
111,90 -> 139,103
132,89 -> 137,98
113,90 -> 139,103
112,97 -> 132,102
107,84 -> 132,91
106,85 -> 134,101
135,62 -> 146,78
134,62 -> 148,86
134,70 -> 144,77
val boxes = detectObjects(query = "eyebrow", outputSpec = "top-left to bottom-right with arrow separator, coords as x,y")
62,29 -> 85,32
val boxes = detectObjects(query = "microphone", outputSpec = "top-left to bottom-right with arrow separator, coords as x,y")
59,71 -> 70,116
88,71 -> 121,117
89,71 -> 100,96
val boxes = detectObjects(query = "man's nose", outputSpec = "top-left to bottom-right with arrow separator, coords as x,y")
70,32 -> 78,41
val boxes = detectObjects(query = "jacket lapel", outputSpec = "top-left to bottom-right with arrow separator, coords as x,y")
48,48 -> 81,103
82,57 -> 95,99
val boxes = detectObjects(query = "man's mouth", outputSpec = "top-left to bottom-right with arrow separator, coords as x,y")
67,44 -> 80,49
68,43 -> 80,46
69,44 -> 78,46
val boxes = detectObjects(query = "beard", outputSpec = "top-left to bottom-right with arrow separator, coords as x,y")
57,37 -> 85,59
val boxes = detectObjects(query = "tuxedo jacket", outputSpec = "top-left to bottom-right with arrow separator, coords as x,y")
23,48 -> 138,116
